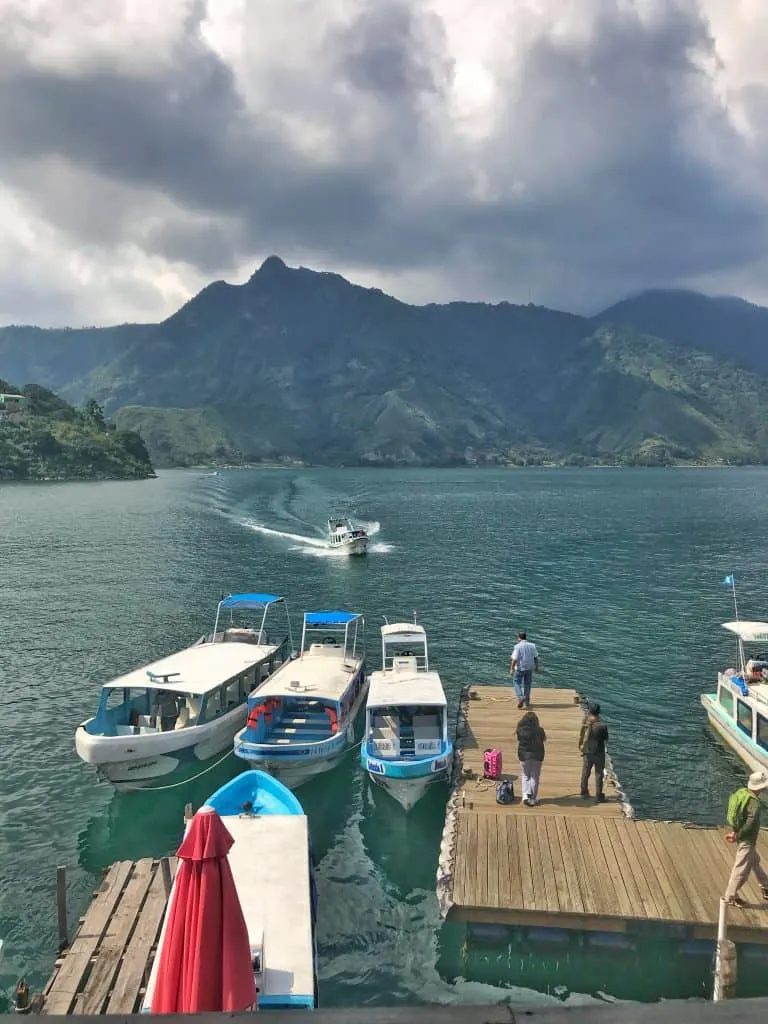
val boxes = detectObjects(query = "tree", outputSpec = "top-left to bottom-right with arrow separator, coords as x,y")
83,398 -> 107,431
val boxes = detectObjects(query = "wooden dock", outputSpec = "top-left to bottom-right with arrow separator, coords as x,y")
437,685 -> 768,944
38,858 -> 175,1015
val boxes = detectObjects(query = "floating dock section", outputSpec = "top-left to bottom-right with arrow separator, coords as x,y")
437,685 -> 768,944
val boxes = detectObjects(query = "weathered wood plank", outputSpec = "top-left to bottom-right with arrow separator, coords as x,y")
105,859 -> 177,1014
44,861 -> 134,1015
79,859 -> 154,1014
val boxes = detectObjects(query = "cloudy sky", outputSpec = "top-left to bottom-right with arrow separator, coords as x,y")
1,0 -> 767,326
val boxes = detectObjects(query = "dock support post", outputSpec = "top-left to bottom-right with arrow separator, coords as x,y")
56,865 -> 68,952
713,897 -> 737,1001
13,978 -> 30,1015
160,857 -> 172,896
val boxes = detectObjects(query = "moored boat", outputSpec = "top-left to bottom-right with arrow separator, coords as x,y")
701,619 -> 768,773
75,593 -> 293,790
327,517 -> 368,556
233,611 -> 367,788
360,619 -> 453,811
142,770 -> 318,1012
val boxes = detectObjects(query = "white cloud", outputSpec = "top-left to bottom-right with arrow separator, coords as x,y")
0,0 -> 767,325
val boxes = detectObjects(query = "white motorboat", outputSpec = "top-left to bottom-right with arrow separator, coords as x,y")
327,517 -> 368,556
75,593 -> 293,790
234,610 -> 367,789
360,619 -> 453,812
701,619 -> 768,774
142,770 -> 317,1012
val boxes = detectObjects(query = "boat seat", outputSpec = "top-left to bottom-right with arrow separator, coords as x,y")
137,714 -> 155,729
115,725 -> 137,736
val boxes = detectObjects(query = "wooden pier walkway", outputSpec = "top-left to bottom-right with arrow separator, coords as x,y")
38,858 -> 175,1015
437,685 -> 768,944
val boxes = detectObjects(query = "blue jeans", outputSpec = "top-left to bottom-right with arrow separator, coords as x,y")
513,669 -> 533,705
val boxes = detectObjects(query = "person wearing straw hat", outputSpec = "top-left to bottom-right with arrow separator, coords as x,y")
724,770 -> 768,908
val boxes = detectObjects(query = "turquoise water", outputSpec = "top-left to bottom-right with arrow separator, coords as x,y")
1,467 -> 766,1008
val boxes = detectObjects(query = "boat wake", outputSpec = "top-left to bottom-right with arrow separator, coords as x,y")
240,518 -> 393,555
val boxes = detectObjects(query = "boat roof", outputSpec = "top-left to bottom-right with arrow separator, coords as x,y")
367,667 -> 447,707
304,610 -> 362,626
103,641 -> 279,696
255,648 -> 363,702
143,813 -> 314,1010
722,621 -> 768,642
220,592 -> 283,610
382,622 -> 427,640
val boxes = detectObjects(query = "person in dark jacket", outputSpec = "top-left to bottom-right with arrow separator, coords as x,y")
517,711 -> 546,806
579,702 -> 609,802
724,770 -> 768,907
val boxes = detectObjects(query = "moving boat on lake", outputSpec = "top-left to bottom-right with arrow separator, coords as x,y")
234,611 -> 367,788
142,770 -> 318,1012
327,517 -> 368,556
701,620 -> 768,773
75,593 -> 293,790
360,619 -> 453,811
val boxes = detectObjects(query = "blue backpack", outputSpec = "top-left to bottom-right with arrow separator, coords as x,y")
496,779 -> 515,805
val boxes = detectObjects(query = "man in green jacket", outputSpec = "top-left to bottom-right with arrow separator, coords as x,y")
725,770 -> 768,907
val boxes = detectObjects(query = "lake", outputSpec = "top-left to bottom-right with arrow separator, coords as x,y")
1,466 -> 766,1007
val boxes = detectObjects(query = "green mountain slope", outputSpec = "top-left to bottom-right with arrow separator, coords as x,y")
3,259 -> 768,467
0,381 -> 155,480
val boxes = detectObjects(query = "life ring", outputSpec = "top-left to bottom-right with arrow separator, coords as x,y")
325,707 -> 339,733
247,703 -> 266,730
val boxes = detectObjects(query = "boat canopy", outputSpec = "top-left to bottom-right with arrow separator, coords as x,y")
367,669 -> 447,708
220,593 -> 282,610
722,621 -> 768,643
104,643 -> 276,696
382,622 -> 427,643
305,610 -> 360,626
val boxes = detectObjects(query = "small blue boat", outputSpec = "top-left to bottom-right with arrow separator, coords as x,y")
234,611 -> 367,789
361,619 -> 453,811
143,770 -> 318,1012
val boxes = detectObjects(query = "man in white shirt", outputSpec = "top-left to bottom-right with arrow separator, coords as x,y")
509,631 -> 540,709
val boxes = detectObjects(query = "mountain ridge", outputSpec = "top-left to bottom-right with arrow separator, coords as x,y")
2,259 -> 768,468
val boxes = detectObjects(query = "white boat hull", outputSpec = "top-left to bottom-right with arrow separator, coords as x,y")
701,693 -> 768,774
334,537 -> 368,556
368,771 -> 446,812
75,705 -> 248,790
246,750 -> 347,790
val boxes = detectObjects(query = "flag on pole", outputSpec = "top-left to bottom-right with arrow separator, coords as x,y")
722,574 -> 735,586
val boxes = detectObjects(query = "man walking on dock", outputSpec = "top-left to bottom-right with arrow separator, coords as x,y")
724,770 -> 768,908
579,702 -> 608,802
509,631 -> 539,709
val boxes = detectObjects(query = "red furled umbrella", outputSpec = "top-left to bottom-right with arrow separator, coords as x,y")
151,806 -> 257,1013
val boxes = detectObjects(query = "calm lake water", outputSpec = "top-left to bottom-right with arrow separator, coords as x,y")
1,466 -> 766,1008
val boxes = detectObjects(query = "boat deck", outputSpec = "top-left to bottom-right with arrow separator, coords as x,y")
38,858 -> 176,1014
438,685 -> 768,944
142,815 -> 315,1010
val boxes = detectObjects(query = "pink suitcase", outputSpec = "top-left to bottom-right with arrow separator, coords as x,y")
483,747 -> 503,779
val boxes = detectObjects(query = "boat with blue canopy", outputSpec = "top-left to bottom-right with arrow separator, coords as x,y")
233,610 -> 367,789
360,618 -> 453,811
142,770 -> 318,1012
75,593 -> 293,790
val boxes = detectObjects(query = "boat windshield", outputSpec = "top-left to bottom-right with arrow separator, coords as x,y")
94,686 -> 204,736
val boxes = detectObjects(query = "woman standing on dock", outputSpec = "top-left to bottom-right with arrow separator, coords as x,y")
517,711 -> 546,806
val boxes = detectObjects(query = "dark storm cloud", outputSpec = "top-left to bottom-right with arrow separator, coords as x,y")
0,0 -> 766,318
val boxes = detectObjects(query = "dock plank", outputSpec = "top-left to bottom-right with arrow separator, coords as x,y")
44,861 -> 134,1015
79,860 -> 154,1014
105,859 -> 177,1014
